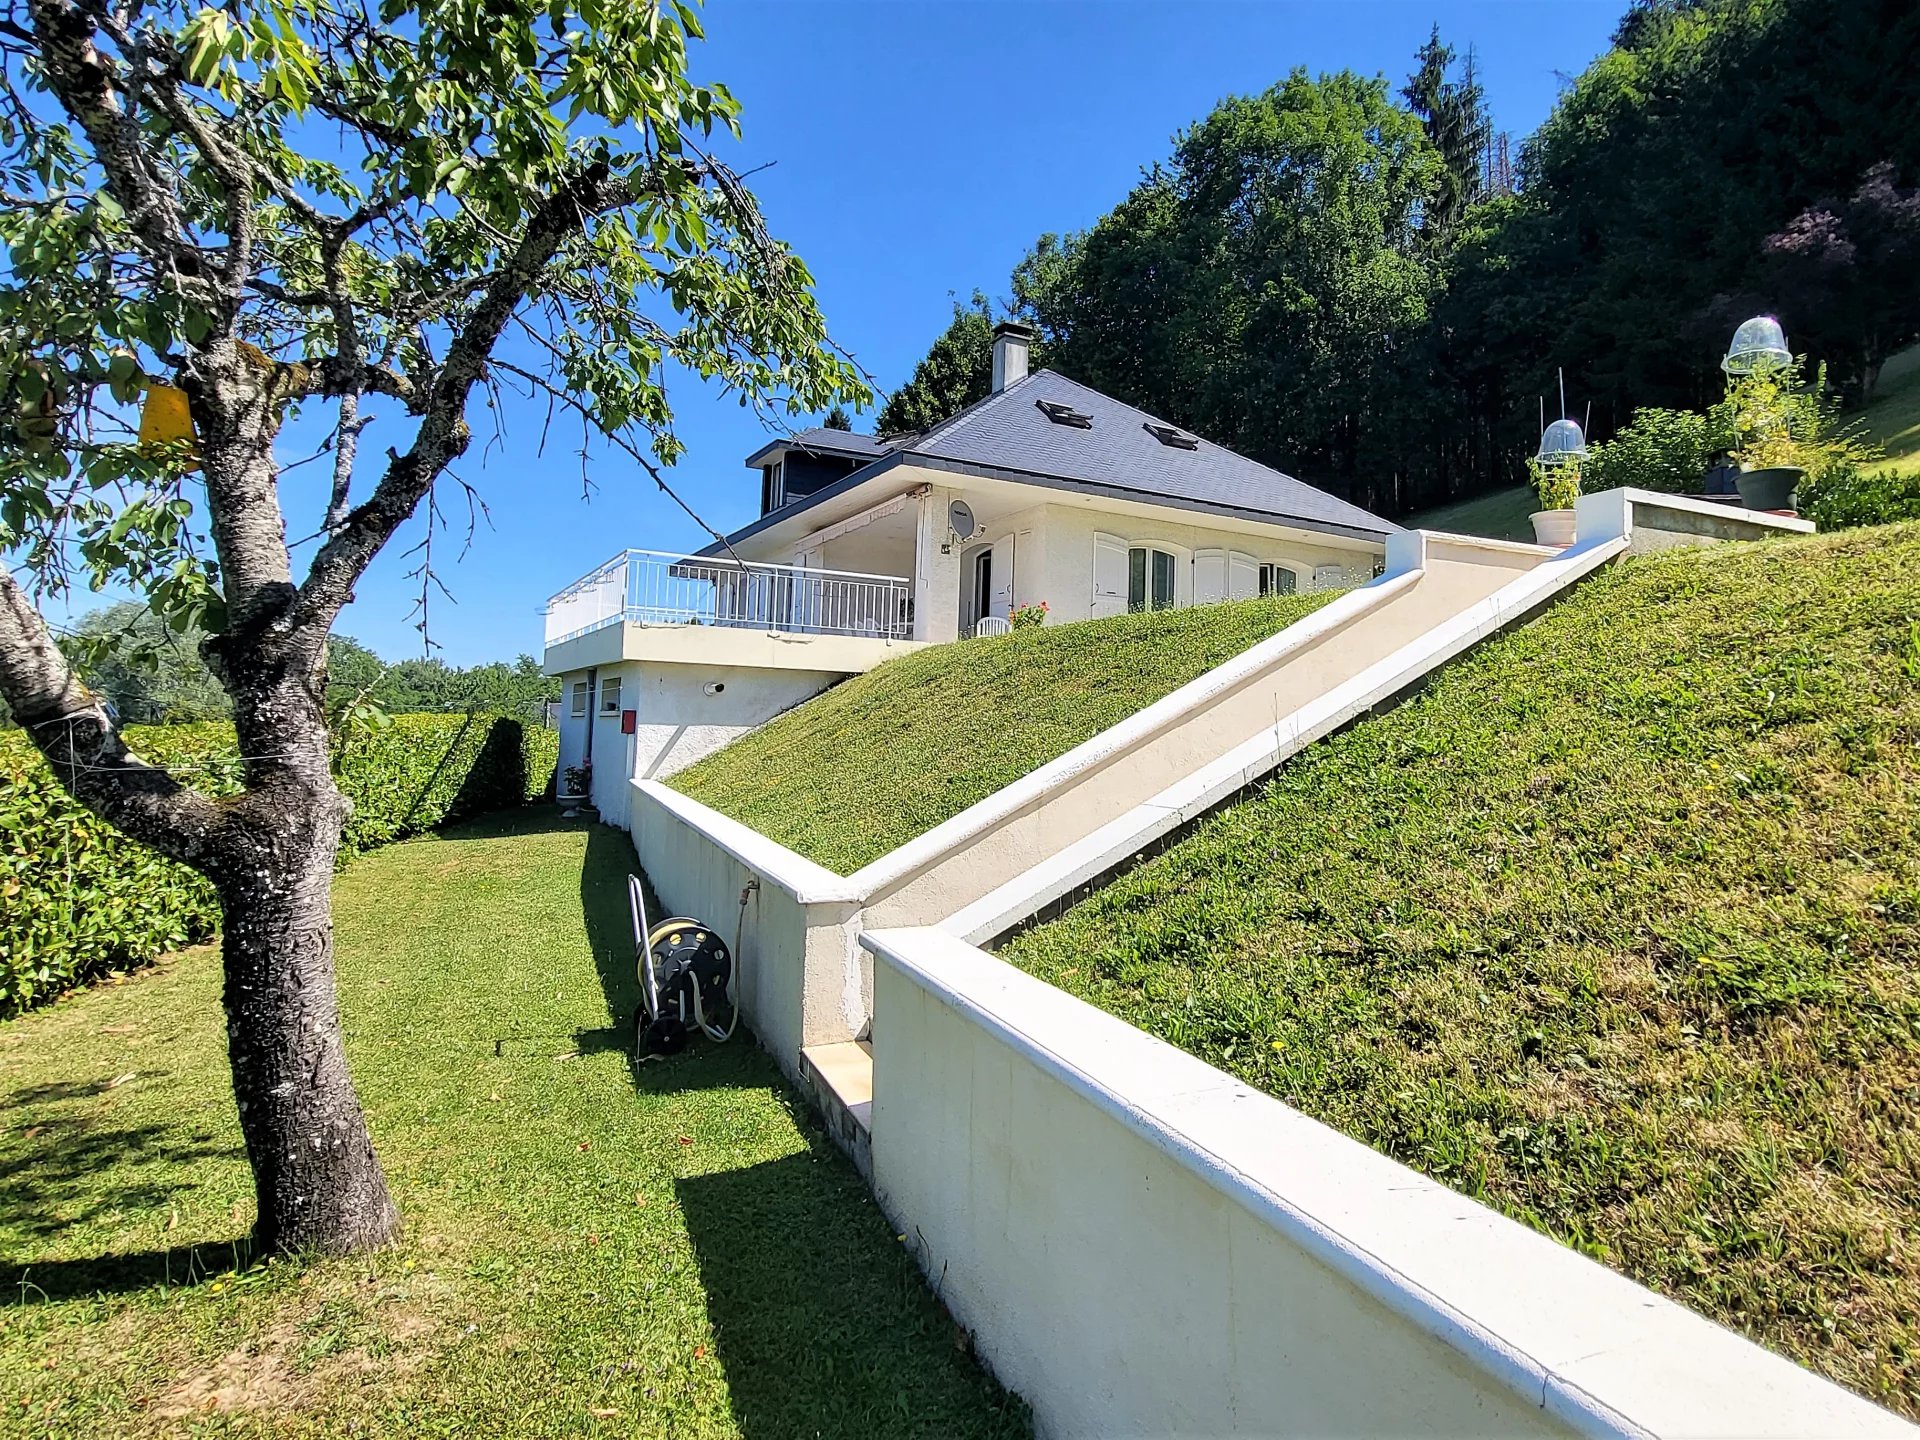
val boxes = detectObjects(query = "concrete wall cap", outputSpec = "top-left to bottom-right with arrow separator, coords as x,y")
863,926 -> 1915,1440
632,780 -> 862,904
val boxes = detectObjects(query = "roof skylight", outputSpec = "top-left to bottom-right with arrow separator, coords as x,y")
1036,398 -> 1093,429
1144,421 -> 1199,450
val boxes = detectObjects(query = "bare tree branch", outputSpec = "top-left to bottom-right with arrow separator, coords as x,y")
25,0 -> 214,294
293,162 -> 640,629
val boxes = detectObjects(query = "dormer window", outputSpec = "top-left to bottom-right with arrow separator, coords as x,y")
1036,398 -> 1093,429
1144,420 -> 1198,450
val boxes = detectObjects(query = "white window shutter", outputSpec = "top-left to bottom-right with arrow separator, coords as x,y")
1192,548 -> 1227,605
1228,551 -> 1259,600
1313,563 -> 1346,592
1092,532 -> 1127,618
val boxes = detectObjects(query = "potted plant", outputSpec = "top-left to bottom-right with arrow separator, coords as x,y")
1723,358 -> 1806,512
1528,457 -> 1580,546
561,762 -> 592,803
1010,600 -> 1049,630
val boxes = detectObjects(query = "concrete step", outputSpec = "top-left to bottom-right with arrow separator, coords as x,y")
799,1040 -> 872,1178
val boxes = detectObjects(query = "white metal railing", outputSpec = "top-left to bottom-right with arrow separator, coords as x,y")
544,548 -> 913,647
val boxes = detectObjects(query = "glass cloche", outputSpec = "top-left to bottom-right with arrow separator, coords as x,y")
1722,315 -> 1791,375
1535,417 -> 1588,468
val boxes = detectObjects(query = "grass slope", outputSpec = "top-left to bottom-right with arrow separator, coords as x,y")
0,810 -> 1026,1439
1855,343 -> 1920,477
1002,523 -> 1920,1419
671,593 -> 1338,875
1401,484 -> 1538,542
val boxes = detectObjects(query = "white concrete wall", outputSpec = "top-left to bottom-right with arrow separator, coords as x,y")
625,661 -> 844,781
857,534 -> 1545,940
864,928 -> 1911,1440
629,783 -> 865,1078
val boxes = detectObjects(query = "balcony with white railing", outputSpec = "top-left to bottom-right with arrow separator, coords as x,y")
544,548 -> 914,650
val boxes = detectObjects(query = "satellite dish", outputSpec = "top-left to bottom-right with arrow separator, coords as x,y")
948,499 -> 977,540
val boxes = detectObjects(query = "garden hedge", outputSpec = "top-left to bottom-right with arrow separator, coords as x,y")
0,713 -> 559,1016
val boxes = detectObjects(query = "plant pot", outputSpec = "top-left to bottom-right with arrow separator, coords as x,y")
1736,466 -> 1803,513
1530,509 -> 1577,547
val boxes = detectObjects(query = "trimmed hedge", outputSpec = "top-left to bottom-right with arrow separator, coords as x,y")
0,713 -> 559,1016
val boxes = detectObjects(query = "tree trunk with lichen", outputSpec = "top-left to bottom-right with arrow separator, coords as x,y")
212,797 -> 399,1255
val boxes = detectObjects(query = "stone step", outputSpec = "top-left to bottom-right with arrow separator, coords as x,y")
799,1040 -> 872,1178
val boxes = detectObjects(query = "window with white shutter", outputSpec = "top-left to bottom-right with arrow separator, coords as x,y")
1092,532 -> 1128,618
1193,549 -> 1227,606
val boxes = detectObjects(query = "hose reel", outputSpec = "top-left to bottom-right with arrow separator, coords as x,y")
627,874 -> 744,1062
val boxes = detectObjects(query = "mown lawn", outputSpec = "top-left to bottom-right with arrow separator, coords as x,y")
0,810 -> 1028,1439
670,592 -> 1339,875
1401,482 -> 1538,542
1001,522 -> 1920,1420
1855,343 -> 1920,477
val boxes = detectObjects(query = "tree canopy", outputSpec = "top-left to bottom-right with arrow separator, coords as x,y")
1018,69 -> 1440,509
0,0 -> 864,1255
885,0 -> 1920,515
873,291 -> 1045,436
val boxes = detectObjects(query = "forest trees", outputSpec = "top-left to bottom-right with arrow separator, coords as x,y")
0,0 -> 864,1255
1019,71 -> 1441,510
885,0 -> 1920,517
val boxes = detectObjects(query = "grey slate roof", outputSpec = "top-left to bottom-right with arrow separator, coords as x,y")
716,370 -> 1396,551
898,371 -> 1394,538
742,427 -> 893,467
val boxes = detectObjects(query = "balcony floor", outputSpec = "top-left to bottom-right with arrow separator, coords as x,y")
543,619 -> 928,677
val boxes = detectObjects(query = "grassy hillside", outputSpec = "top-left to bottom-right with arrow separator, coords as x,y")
1002,523 -> 1920,1419
671,592 -> 1338,875
1401,483 -> 1537,542
1855,343 -> 1920,476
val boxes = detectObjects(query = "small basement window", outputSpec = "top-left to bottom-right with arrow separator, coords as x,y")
1036,398 -> 1093,429
599,676 -> 623,714
570,680 -> 590,718
1143,420 -> 1198,450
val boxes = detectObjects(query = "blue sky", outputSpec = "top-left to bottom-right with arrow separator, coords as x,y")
124,0 -> 1624,666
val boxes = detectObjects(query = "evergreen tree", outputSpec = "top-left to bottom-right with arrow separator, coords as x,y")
1402,27 -> 1491,238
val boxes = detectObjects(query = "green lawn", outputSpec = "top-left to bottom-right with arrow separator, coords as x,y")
1402,483 -> 1538,542
670,593 -> 1338,875
1002,522 -> 1920,1421
0,810 -> 1028,1439
1854,343 -> 1920,477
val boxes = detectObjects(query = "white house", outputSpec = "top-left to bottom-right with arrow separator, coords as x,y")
543,323 -> 1395,821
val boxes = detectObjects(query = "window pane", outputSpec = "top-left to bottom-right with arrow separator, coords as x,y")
1128,548 -> 1147,610
1261,564 -> 1296,596
1152,550 -> 1174,609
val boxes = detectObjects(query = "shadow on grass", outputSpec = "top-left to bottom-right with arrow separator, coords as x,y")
675,1149 -> 1030,1440
0,1118 -> 236,1242
3,1238 -> 254,1305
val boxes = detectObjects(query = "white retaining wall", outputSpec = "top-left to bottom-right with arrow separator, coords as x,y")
864,927 -> 1913,1440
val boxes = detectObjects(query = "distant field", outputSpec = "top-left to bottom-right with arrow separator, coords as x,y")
1854,343 -> 1920,476
1402,484 -> 1536,542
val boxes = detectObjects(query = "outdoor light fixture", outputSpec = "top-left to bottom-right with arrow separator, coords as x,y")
1722,315 -> 1792,375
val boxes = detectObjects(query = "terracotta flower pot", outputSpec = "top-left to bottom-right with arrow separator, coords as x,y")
1736,466 -> 1803,513
1530,509 -> 1577,547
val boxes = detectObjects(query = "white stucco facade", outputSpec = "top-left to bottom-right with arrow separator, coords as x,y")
758,470 -> 1384,644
